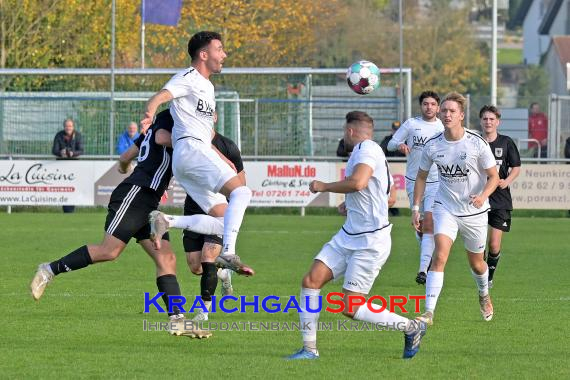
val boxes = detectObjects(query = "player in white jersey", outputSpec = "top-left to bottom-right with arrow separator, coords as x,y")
412,92 -> 499,325
388,91 -> 444,285
286,111 -> 426,361
140,31 -> 252,259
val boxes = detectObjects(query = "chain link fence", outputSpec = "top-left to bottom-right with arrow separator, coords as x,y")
0,68 -> 412,158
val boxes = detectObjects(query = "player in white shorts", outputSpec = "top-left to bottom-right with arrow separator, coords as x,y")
388,90 -> 444,284
286,111 -> 427,361
140,31 -> 251,258
412,92 -> 499,325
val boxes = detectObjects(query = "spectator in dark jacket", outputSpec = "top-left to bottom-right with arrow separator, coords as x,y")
52,118 -> 83,159
380,121 -> 406,157
52,118 -> 83,213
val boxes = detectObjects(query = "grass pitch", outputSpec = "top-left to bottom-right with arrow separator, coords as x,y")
1,211 -> 569,378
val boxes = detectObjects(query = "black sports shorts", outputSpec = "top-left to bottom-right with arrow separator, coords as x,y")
105,183 -> 170,243
488,209 -> 511,232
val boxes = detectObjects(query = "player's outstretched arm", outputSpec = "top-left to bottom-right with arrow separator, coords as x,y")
387,121 -> 409,152
141,89 -> 173,134
118,144 -> 139,174
412,169 -> 428,231
309,163 -> 372,194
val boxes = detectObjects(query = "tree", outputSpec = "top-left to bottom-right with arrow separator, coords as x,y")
517,65 -> 550,109
314,0 -> 490,97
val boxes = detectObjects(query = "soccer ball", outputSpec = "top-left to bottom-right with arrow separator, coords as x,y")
346,60 -> 381,95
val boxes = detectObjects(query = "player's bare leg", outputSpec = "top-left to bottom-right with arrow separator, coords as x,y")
141,239 -> 212,338
486,227 -> 503,288
31,234 -> 125,301
467,250 -> 493,321
286,259 -> 332,360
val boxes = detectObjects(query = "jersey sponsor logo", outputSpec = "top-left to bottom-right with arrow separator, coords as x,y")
495,147 -> 503,157
436,163 -> 469,178
196,98 -> 215,118
412,135 -> 429,148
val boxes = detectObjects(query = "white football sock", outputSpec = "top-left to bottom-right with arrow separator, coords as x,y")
419,233 -> 434,273
217,268 -> 231,283
425,271 -> 444,312
300,287 -> 321,352
471,266 -> 489,296
354,302 -> 409,331
222,186 -> 252,255
166,214 -> 224,235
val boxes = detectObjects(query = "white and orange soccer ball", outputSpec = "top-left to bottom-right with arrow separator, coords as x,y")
346,60 -> 381,95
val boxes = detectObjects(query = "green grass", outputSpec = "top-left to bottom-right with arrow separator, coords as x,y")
498,48 -> 523,65
1,213 -> 569,378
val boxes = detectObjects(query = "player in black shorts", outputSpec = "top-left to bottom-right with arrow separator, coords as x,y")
480,105 -> 521,288
30,110 -> 210,338
149,111 -> 249,321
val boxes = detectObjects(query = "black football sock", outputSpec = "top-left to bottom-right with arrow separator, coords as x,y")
487,251 -> 501,281
156,274 -> 182,316
49,245 -> 93,276
200,262 -> 218,303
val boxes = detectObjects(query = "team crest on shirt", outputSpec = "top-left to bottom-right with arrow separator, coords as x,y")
459,152 -> 467,160
495,148 -> 503,157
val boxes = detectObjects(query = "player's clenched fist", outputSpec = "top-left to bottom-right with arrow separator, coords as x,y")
140,112 -> 155,135
309,180 -> 325,193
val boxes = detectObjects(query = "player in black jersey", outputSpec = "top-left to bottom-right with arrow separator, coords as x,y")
480,105 -> 521,288
29,110 -> 211,338
149,111 -> 249,321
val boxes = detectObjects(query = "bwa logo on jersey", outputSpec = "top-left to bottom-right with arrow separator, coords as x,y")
412,135 -> 429,148
196,98 -> 215,119
436,163 -> 469,178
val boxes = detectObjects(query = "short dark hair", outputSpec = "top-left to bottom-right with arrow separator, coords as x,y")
188,31 -> 222,60
345,111 -> 374,128
479,105 -> 501,119
391,121 -> 401,130
419,90 -> 440,105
